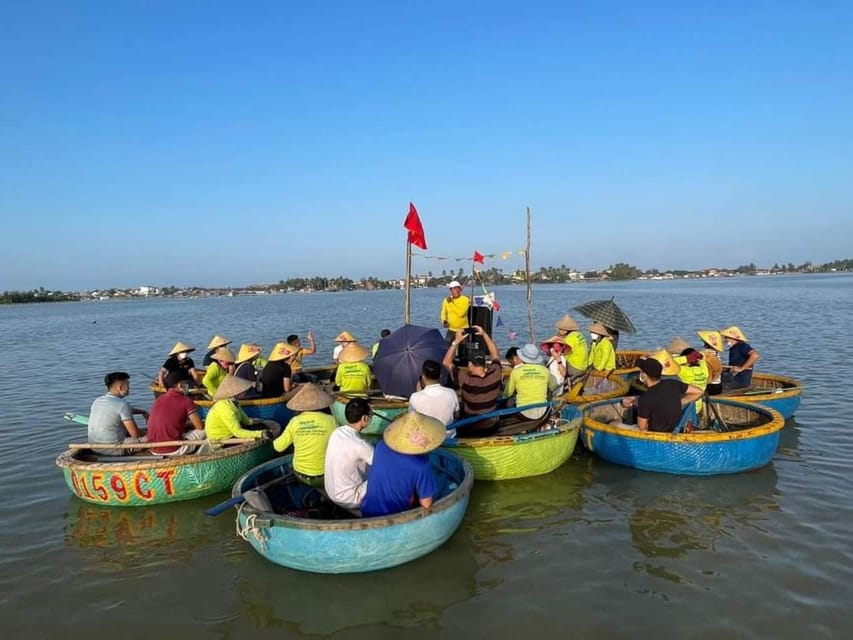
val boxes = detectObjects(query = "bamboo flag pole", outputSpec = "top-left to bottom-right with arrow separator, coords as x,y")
525,206 -> 535,343
404,240 -> 412,324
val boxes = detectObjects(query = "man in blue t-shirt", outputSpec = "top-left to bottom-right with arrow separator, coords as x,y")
720,326 -> 760,389
360,411 -> 445,518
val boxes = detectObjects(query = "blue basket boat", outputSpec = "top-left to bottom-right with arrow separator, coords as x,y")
579,397 -> 785,475
230,449 -> 474,573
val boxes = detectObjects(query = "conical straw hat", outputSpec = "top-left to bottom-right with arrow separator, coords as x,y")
338,342 -> 369,363
383,411 -> 446,455
268,341 -> 296,362
540,335 -> 565,349
168,342 -> 195,356
213,374 -> 254,401
555,314 -> 580,332
212,347 -> 235,365
236,343 -> 262,364
588,322 -> 610,337
647,349 -> 681,376
720,326 -> 748,342
207,335 -> 232,350
335,330 -> 357,343
286,383 -> 334,411
666,336 -> 691,355
696,330 -> 724,353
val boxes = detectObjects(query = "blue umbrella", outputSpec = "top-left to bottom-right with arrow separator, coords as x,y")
373,324 -> 449,398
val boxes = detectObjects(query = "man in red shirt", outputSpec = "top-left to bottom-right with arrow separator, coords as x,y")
147,372 -> 206,455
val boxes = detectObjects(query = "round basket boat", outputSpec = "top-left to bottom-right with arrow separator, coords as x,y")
440,408 -> 581,481
579,397 -> 785,475
56,440 -> 274,507
231,450 -> 473,574
560,373 -> 630,405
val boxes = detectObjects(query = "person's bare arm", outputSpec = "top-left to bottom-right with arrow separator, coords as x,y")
733,349 -> 760,373
187,410 -> 204,431
442,333 -> 461,372
681,385 -> 703,407
637,416 -> 649,431
474,325 -> 500,362
302,331 -> 317,356
283,376 -> 293,393
123,418 -> 143,438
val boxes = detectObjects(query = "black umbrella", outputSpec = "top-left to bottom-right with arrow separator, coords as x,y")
573,298 -> 637,335
372,324 -> 449,398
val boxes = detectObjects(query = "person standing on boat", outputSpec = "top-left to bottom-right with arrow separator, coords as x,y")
332,331 -> 357,363
157,342 -> 200,387
503,344 -> 558,420
273,384 -> 337,487
440,281 -> 470,342
334,343 -> 373,395
324,398 -> 375,512
720,326 -> 760,389
361,411 -> 443,518
147,371 -> 206,455
372,328 -> 391,358
621,354 -> 703,432
205,375 -> 274,442
203,335 -> 232,367
697,330 -> 725,395
202,347 -> 235,396
261,342 -> 296,398
587,322 -> 616,379
409,360 -> 459,432
287,332 -> 317,383
442,327 -> 503,437
87,372 -> 149,456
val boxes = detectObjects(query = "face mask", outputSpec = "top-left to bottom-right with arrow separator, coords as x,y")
638,373 -> 647,386
590,334 -> 601,342
177,352 -> 188,361
725,340 -> 735,349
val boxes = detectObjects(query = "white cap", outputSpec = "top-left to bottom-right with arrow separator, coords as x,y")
448,280 -> 462,288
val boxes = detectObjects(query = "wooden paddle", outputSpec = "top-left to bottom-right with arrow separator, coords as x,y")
205,474 -> 291,517
739,386 -> 802,396
446,402 -> 552,431
67,438 -> 257,450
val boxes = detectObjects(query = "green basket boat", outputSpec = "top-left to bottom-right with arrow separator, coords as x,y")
331,394 -> 409,435
56,440 -> 274,507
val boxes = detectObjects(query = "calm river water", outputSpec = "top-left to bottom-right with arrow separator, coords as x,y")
1,275 -> 851,639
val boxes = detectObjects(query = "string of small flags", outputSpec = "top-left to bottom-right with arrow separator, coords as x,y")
413,249 -> 527,261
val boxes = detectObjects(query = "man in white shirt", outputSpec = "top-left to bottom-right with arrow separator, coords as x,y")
409,360 -> 459,434
324,397 -> 375,511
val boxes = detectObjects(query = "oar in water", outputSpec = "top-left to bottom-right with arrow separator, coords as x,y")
64,412 -> 89,426
205,475 -> 291,517
66,438 -> 257,450
446,402 -> 552,432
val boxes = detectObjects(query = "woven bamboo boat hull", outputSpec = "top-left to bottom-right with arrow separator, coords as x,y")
440,410 -> 580,480
580,398 -> 785,475
193,395 -> 295,427
233,450 -> 473,573
56,440 -> 274,507
559,373 -> 629,405
331,396 -> 408,435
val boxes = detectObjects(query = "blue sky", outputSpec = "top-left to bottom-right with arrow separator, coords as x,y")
2,1 -> 852,290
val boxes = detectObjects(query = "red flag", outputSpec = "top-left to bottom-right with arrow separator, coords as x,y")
404,202 -> 427,250
473,250 -> 485,264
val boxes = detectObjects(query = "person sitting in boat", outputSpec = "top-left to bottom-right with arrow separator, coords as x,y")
234,343 -> 263,389
157,342 -> 200,387
202,347 -> 235,396
361,411 -> 443,518
203,335 -> 232,367
540,335 -> 569,391
720,326 -> 760,389
372,328 -> 391,358
205,374 -> 275,443
503,344 -> 559,420
273,384 -> 337,487
260,342 -> 296,398
147,371 -> 206,455
409,360 -> 459,432
332,331 -> 357,364
697,330 -> 725,395
620,352 -> 703,432
587,322 -> 616,379
554,314 -> 589,388
442,327 -> 503,437
324,397 -> 375,512
287,331 -> 317,383
440,280 -> 470,342
667,337 -> 710,413
334,342 -> 373,395
87,371 -> 149,456
505,346 -> 522,369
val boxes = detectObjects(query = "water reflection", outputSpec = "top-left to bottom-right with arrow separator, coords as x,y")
233,526 -> 478,636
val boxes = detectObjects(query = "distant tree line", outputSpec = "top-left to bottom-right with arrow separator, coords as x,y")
1,288 -> 80,304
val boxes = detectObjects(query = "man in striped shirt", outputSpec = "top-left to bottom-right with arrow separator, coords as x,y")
442,326 -> 503,437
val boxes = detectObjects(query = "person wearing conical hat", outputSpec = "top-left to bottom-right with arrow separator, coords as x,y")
332,331 -> 358,363
720,325 -> 760,389
202,346 -> 236,396
667,337 -> 710,413
554,315 -> 589,388
234,343 -> 263,388
334,342 -> 373,396
203,335 -> 232,367
360,411 -> 444,518
540,335 -> 569,391
503,343 -> 559,420
440,280 -> 470,342
273,383 -> 337,487
696,330 -> 725,395
157,341 -> 199,387
260,342 -> 296,398
619,355 -> 703,432
205,374 -> 270,442
587,322 -> 616,379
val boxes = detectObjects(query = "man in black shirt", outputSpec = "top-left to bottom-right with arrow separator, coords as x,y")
622,357 -> 703,432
